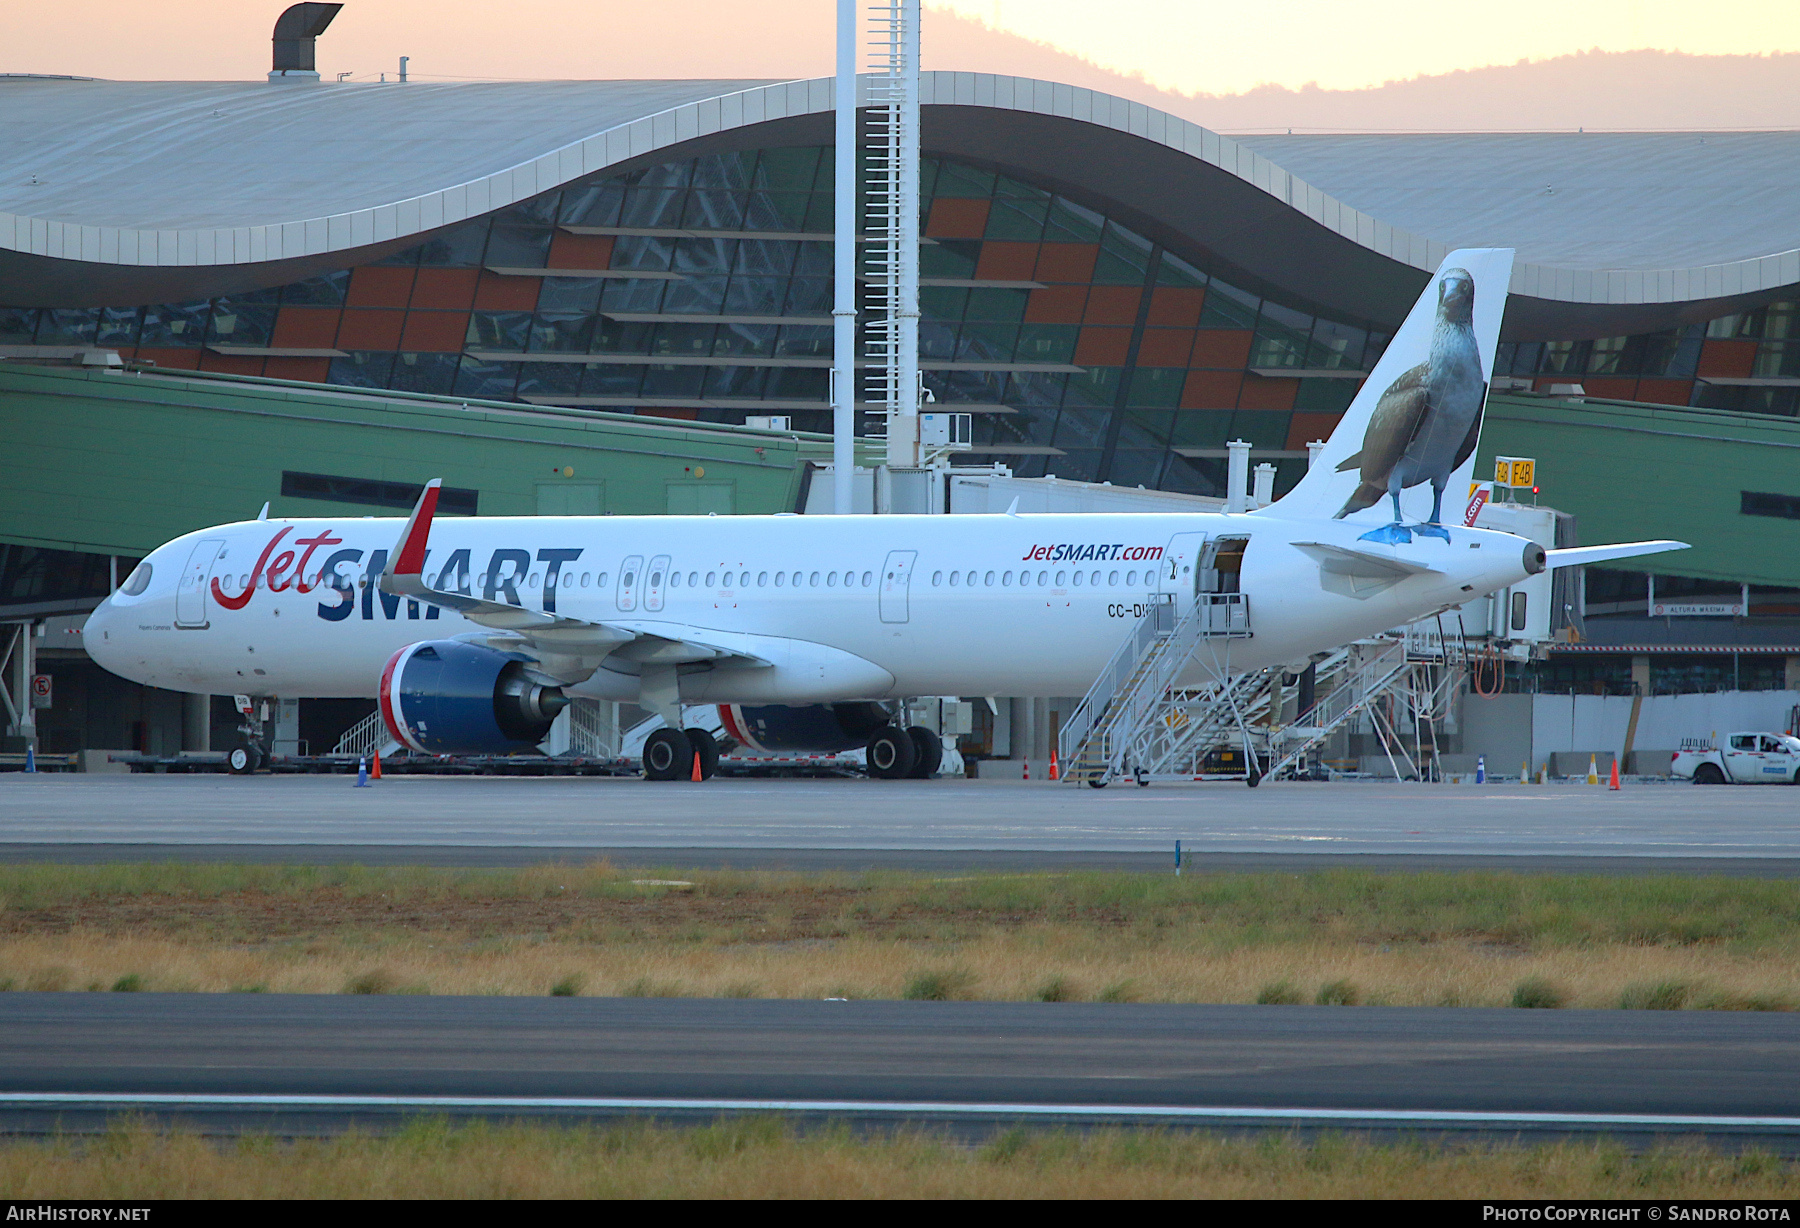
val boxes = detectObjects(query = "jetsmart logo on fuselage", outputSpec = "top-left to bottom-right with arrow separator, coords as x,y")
208,528 -> 584,623
1021,543 -> 1164,562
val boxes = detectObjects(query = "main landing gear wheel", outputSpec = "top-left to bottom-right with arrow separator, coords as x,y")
226,745 -> 261,775
643,728 -> 694,781
904,726 -> 942,779
865,725 -> 916,780
683,727 -> 720,781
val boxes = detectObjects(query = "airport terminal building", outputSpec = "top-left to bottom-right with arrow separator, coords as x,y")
3,66 -> 1799,763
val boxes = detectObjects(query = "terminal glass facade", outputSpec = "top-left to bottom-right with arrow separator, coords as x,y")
2,146 -> 1796,501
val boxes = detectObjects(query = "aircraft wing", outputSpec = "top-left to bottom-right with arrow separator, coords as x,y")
378,479 -> 769,670
1545,541 -> 1689,569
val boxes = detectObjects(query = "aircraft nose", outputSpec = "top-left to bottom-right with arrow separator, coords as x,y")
82,598 -> 124,670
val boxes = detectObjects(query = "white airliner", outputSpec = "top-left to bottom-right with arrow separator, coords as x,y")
84,249 -> 1685,779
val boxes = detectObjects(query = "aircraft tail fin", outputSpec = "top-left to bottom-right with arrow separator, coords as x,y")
1264,248 -> 1515,525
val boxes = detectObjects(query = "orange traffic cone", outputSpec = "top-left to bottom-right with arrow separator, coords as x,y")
1049,747 -> 1060,781
371,751 -> 382,780
690,747 -> 703,781
1608,758 -> 1621,791
1022,757 -> 1030,781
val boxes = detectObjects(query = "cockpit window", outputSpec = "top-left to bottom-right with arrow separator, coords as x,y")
119,563 -> 153,596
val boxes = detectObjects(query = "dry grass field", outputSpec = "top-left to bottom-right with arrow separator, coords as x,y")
6,1117 -> 1799,1200
1,861 -> 1797,1009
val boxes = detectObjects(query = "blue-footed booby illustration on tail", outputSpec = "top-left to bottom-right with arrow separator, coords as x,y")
1334,267 -> 1484,543
1260,248 -> 1514,543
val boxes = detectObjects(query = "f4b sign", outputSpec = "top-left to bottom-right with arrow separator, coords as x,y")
1494,456 -> 1536,489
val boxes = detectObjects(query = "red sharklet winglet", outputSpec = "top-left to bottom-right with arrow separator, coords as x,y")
384,479 -> 441,591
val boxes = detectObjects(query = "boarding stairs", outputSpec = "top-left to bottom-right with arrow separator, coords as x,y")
1259,638 -> 1468,782
1058,592 -> 1254,786
331,710 -> 400,758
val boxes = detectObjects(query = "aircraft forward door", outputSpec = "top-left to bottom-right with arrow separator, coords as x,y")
879,550 -> 917,624
1156,533 -> 1206,617
175,538 -> 224,629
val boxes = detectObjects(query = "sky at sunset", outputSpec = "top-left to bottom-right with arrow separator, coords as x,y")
8,1 -> 1800,129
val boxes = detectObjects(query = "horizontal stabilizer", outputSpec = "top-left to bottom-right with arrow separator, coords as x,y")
1293,541 -> 1446,578
1292,540 -> 1444,601
1545,541 -> 1689,569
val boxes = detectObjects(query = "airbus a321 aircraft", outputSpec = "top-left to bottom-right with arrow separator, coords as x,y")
85,248 -> 1684,780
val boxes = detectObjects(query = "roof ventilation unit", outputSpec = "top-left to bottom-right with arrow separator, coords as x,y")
269,3 -> 343,82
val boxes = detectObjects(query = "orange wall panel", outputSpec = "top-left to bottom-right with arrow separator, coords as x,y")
1579,377 -> 1638,401
1286,412 -> 1342,450
546,232 -> 615,269
1135,328 -> 1194,367
272,307 -> 342,349
1180,369 -> 1242,409
1189,330 -> 1253,369
400,311 -> 472,353
1082,287 -> 1140,326
336,308 -> 406,351
1024,285 -> 1086,323
346,266 -> 417,309
132,347 -> 201,370
1033,243 -> 1098,283
1632,378 -> 1693,406
1696,338 -> 1757,378
1238,374 -> 1298,411
409,268 -> 481,310
1146,287 -> 1205,328
1074,327 -> 1132,367
473,271 -> 542,311
974,242 -> 1039,281
925,198 -> 989,239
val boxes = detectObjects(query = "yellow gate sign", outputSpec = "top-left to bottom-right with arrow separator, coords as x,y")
1494,456 -> 1536,489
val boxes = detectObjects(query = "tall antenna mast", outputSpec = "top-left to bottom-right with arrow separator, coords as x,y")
864,0 -> 922,489
830,0 -> 857,514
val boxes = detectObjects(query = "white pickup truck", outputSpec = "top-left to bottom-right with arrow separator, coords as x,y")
1671,733 -> 1800,784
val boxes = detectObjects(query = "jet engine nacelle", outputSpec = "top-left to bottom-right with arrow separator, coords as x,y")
380,640 -> 568,755
719,701 -> 893,754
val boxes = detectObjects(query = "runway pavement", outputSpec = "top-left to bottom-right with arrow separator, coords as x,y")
1,773 -> 1797,862
2,995 -> 1797,1141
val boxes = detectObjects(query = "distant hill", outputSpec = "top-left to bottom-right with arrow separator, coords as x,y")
15,1 -> 1800,133
925,12 -> 1800,133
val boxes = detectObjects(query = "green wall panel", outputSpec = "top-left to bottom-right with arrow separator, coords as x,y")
0,364 -> 853,556
1479,393 -> 1800,588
